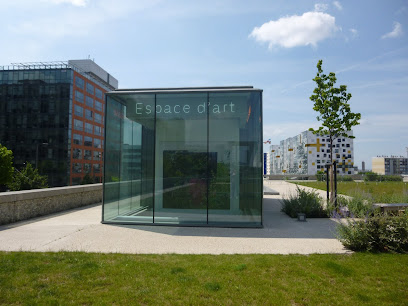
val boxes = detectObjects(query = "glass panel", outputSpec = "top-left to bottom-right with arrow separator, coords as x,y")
103,94 -> 155,224
208,92 -> 262,227
154,93 -> 208,225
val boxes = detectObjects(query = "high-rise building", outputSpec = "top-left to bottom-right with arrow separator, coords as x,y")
0,60 -> 118,186
372,156 -> 408,175
270,130 -> 355,175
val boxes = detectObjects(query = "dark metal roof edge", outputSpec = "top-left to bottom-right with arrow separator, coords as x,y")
107,86 -> 262,95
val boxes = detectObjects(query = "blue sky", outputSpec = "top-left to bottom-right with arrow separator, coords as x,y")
1,0 -> 407,169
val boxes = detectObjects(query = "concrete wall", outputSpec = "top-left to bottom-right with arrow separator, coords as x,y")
0,184 -> 102,225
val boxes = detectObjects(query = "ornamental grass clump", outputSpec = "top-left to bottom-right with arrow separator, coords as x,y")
337,211 -> 408,253
281,186 -> 328,218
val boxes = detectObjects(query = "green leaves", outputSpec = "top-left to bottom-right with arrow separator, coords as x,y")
309,60 -> 361,141
0,144 -> 14,186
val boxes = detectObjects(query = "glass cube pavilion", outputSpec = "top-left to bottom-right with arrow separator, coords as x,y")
102,87 -> 263,227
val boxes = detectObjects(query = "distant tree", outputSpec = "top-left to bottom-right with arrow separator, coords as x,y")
0,144 -> 14,189
8,162 -> 48,191
309,60 -> 361,206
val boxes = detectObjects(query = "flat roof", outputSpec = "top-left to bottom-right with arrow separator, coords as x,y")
109,86 -> 262,94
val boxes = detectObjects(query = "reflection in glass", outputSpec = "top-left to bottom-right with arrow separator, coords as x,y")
103,88 -> 262,227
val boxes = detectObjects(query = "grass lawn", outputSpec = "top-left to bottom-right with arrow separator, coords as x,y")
1,252 -> 407,305
295,181 -> 408,203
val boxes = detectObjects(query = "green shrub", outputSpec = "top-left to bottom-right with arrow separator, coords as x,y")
281,186 -> 328,218
364,171 -> 378,181
382,175 -> 403,182
316,170 -> 325,182
338,175 -> 353,182
337,212 -> 408,253
364,172 -> 402,182
337,195 -> 373,218
7,162 -> 48,191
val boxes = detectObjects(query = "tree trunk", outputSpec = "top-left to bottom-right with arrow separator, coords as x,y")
329,137 -> 335,206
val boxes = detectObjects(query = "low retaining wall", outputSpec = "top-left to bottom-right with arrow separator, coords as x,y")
0,184 -> 102,225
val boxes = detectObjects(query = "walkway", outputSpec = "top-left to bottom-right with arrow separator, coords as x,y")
0,181 -> 348,254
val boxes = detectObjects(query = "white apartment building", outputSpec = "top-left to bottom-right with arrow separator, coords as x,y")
270,130 -> 355,175
372,156 -> 408,175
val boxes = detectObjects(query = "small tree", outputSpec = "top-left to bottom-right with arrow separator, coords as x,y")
0,144 -> 14,189
309,60 -> 361,206
8,162 -> 48,191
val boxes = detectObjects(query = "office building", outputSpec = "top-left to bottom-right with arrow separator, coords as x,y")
102,86 -> 263,227
372,156 -> 408,175
0,60 -> 118,186
270,130 -> 355,175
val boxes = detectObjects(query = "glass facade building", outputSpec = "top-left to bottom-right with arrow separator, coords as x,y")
0,60 -> 118,186
103,87 -> 263,227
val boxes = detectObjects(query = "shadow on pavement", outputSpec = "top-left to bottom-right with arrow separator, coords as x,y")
107,197 -> 339,239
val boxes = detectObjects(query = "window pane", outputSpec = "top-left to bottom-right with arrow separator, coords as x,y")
208,92 -> 262,226
75,91 -> 84,103
86,83 -> 94,95
154,93 -> 208,225
85,109 -> 93,121
95,88 -> 103,99
84,136 -> 92,147
85,122 -> 93,134
84,149 -> 92,160
94,113 -> 102,123
74,119 -> 83,131
95,101 -> 102,111
73,148 -> 82,159
74,105 -> 83,117
94,138 -> 101,148
86,96 -> 93,107
73,133 -> 82,145
72,163 -> 82,173
103,94 -> 155,224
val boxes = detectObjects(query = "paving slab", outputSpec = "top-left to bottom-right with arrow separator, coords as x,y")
0,181 -> 349,254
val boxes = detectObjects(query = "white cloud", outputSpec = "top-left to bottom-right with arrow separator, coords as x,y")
41,0 -> 88,6
250,12 -> 338,49
381,22 -> 403,39
333,1 -> 342,10
314,3 -> 328,12
349,28 -> 358,37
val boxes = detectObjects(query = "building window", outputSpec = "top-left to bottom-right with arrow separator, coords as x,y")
74,119 -> 83,131
84,163 -> 92,174
93,163 -> 101,173
93,151 -> 102,161
317,154 -> 320,157
73,134 -> 82,145
73,148 -> 82,159
86,96 -> 93,107
75,91 -> 84,103
84,136 -> 92,147
337,139 -> 341,142
317,160 -> 320,163
94,113 -> 102,124
86,83 -> 94,95
95,88 -> 103,99
84,149 -> 92,160
95,101 -> 103,111
94,138 -> 101,148
85,109 -> 93,121
85,122 -> 93,134
74,105 -> 83,117
75,76 -> 84,89
94,125 -> 102,136
72,163 -> 82,173
346,144 -> 350,147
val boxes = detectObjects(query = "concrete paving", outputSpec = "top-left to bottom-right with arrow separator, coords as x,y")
0,181 -> 349,254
